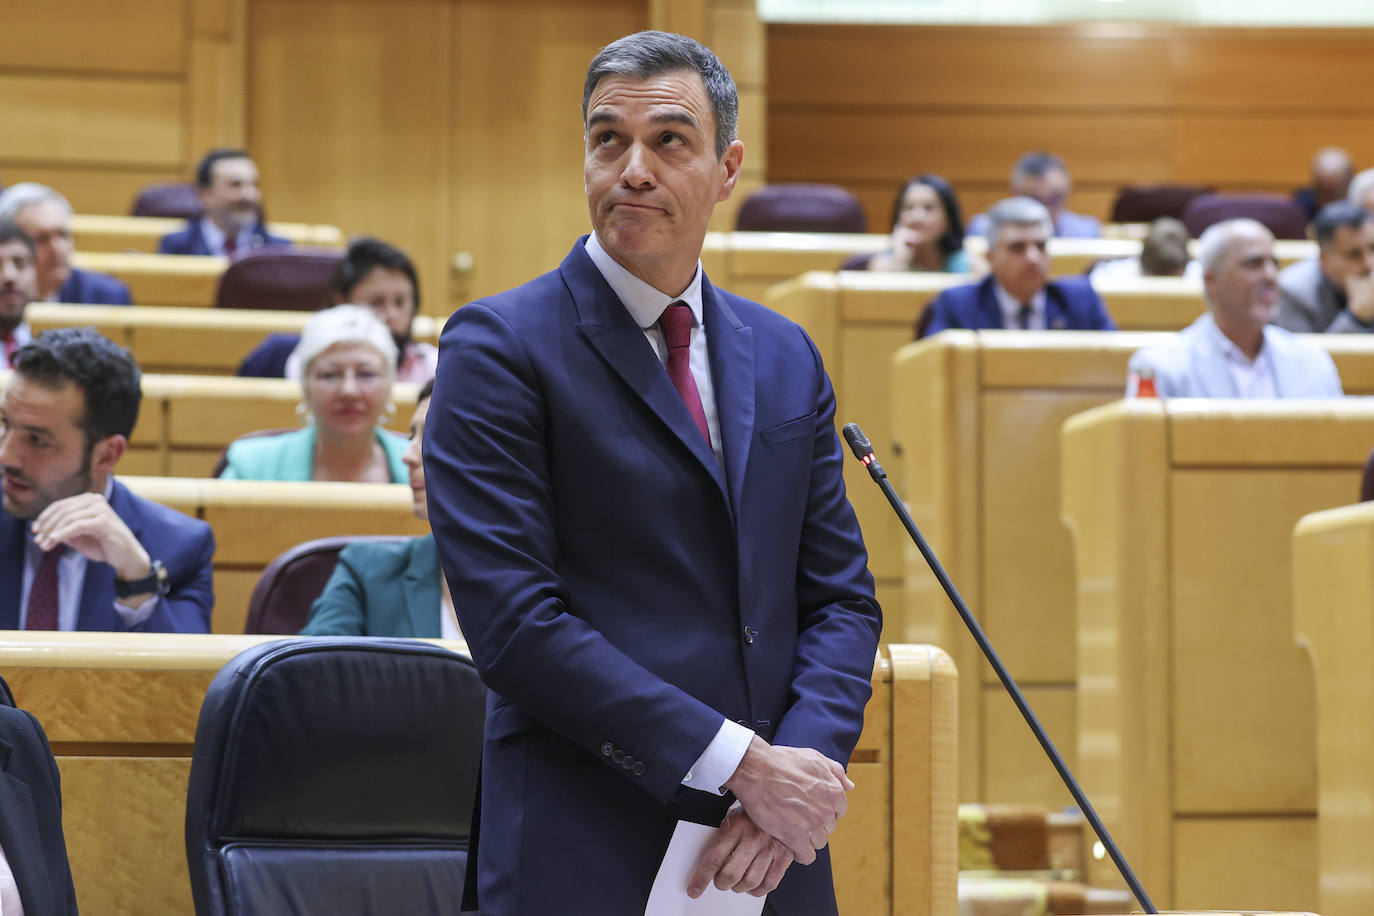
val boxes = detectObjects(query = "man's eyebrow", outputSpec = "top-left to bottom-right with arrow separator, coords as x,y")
587,112 -> 621,130
650,111 -> 699,132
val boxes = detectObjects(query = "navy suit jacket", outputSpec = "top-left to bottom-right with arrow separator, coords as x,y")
426,239 -> 882,915
235,333 -> 299,378
157,220 -> 290,256
0,479 -> 215,632
0,705 -> 78,915
57,268 -> 131,306
924,274 -> 1116,336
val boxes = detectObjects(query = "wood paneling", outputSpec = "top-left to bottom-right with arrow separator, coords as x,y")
769,24 -> 1374,233
0,75 -> 183,167
1,0 -> 185,74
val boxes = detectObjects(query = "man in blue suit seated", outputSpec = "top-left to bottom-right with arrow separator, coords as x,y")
158,149 -> 290,257
0,184 -> 131,306
1127,218 -> 1343,398
426,30 -> 882,915
0,328 -> 215,632
966,151 -> 1102,239
923,196 -> 1116,337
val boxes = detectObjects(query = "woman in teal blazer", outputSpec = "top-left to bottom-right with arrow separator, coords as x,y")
300,381 -> 462,638
220,305 -> 410,483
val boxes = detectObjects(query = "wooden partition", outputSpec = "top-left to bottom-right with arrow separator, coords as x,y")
26,304 -> 442,376
1059,400 -> 1374,912
71,214 -> 344,254
1293,503 -> 1374,916
0,635 -> 954,916
69,252 -> 224,308
117,477 -> 428,635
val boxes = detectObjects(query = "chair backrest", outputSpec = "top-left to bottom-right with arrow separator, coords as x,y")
131,182 -> 204,220
185,638 -> 484,916
214,249 -> 342,310
244,535 -> 414,634
1362,445 -> 1374,502
1110,184 -> 1214,223
736,183 -> 868,233
0,674 -> 14,708
211,428 -> 299,479
1181,193 -> 1311,240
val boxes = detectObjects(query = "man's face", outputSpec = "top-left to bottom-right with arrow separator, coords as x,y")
583,70 -> 743,288
1013,168 -> 1071,218
1319,221 -> 1374,294
0,374 -> 92,519
200,157 -> 262,233
987,221 -> 1051,303
13,201 -> 73,300
0,239 -> 36,334
1206,225 -> 1279,330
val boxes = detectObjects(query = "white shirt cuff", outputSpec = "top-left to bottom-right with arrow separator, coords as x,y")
681,718 -> 754,795
113,595 -> 159,629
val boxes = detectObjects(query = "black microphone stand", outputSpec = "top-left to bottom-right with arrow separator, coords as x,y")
842,422 -> 1157,915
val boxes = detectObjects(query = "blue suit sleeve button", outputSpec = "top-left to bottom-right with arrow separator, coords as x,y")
632,761 -> 646,777
612,748 -> 626,763
600,742 -> 614,757
620,756 -> 634,770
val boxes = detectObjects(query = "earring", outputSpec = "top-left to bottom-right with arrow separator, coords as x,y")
295,402 -> 315,425
382,401 -> 398,426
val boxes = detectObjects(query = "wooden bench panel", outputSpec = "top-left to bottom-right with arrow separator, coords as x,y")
70,251 -> 225,308
0,635 -> 953,916
71,213 -> 345,254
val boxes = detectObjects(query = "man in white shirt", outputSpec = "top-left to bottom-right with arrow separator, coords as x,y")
157,149 -> 290,257
1127,218 -> 1343,398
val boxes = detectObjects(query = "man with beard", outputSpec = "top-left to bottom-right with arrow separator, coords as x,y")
1127,218 -> 1343,398
0,223 -> 37,368
0,327 -> 215,631
0,183 -> 132,305
158,149 -> 290,256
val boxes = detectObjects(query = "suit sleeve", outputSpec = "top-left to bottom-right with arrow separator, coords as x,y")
922,291 -> 955,337
21,710 -> 78,915
156,234 -> 176,255
130,520 -> 214,633
1276,288 -> 1320,332
425,303 -> 729,804
1090,288 -> 1117,330
770,331 -> 883,764
300,549 -> 369,635
1324,309 -> 1373,334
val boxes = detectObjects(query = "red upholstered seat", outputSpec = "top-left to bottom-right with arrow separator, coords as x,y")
1110,184 -> 1213,223
214,248 -> 342,310
1181,193 -> 1310,240
130,182 -> 203,220
735,183 -> 867,233
243,535 -> 412,634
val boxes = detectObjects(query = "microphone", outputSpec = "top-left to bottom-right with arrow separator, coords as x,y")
842,422 -> 1156,915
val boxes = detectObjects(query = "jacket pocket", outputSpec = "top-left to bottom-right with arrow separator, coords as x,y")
759,411 -> 817,449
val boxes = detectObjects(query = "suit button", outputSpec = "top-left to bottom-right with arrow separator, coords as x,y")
620,756 -> 634,770
612,749 -> 625,763
601,743 -> 614,758
736,718 -> 748,727
632,761 -> 646,777
743,625 -> 756,645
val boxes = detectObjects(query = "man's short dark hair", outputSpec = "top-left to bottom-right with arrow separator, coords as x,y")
332,237 -> 421,313
0,221 -> 36,258
11,328 -> 142,446
195,148 -> 253,189
582,31 -> 738,160
1012,151 -> 1068,182
1314,200 -> 1372,248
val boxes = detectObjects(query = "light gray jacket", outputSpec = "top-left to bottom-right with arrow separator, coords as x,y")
1277,257 -> 1373,334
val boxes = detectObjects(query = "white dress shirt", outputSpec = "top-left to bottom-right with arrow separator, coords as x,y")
1205,315 -> 1278,398
17,477 -> 160,630
197,217 -> 255,257
0,837 -> 22,915
993,282 -> 1048,330
583,233 -> 752,795
1,322 -> 31,370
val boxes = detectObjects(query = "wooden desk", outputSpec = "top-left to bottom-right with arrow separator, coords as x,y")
0,636 -> 954,916
1060,399 -> 1374,911
71,214 -> 345,254
1293,502 -> 1374,916
26,304 -> 441,376
70,251 -> 225,307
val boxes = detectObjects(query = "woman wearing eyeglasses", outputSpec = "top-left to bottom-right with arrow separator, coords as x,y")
219,305 -> 409,482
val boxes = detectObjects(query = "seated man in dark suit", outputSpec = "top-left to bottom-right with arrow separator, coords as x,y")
0,678 -> 79,914
1276,200 -> 1374,333
923,196 -> 1116,337
158,149 -> 290,257
0,328 -> 215,632
0,184 -> 131,306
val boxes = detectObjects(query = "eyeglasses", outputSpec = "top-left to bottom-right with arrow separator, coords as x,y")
307,367 -> 387,390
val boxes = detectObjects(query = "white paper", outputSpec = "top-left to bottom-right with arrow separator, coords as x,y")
644,820 -> 769,916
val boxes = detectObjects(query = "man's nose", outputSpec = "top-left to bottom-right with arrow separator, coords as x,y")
620,143 -> 654,188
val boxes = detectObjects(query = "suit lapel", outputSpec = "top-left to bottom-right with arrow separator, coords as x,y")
404,537 -> 442,638
0,740 -> 55,916
702,279 -> 753,519
976,277 -> 1004,329
1044,285 -> 1070,330
1265,328 -> 1299,396
1193,317 -> 1239,397
566,243 -> 728,497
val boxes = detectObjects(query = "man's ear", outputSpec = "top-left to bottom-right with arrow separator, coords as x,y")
90,434 -> 128,479
716,139 -> 746,204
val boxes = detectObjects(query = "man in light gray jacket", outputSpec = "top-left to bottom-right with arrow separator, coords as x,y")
1277,201 -> 1374,334
1128,218 -> 1343,398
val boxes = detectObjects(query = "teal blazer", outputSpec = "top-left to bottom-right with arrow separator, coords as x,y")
300,535 -> 443,636
220,425 -> 409,482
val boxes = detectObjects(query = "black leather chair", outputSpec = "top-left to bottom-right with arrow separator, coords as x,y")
1361,446 -> 1374,502
0,673 -> 14,707
185,638 -> 484,916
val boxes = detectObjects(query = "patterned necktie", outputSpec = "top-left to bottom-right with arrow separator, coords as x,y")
657,302 -> 712,448
1017,303 -> 1033,330
223,233 -> 238,257
26,546 -> 63,630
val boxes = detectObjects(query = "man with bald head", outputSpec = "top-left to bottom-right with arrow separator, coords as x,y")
1295,147 -> 1354,221
1127,218 -> 1342,398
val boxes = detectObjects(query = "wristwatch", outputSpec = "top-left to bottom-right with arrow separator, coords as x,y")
114,559 -> 171,599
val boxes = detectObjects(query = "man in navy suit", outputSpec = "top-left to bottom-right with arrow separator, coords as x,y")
426,31 -> 881,916
0,328 -> 214,632
0,683 -> 79,915
0,184 -> 131,306
158,149 -> 290,257
923,196 -> 1116,337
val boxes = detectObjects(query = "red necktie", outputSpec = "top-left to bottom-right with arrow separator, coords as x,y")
26,546 -> 62,630
658,303 -> 712,449
223,234 -> 237,257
